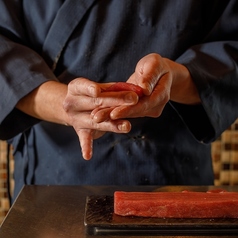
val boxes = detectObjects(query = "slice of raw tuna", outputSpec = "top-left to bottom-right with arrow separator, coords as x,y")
104,82 -> 144,97
114,191 -> 238,218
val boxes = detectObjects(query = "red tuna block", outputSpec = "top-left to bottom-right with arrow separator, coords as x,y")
114,191 -> 238,218
104,82 -> 144,97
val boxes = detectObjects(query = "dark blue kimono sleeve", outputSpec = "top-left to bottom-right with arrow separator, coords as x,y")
175,0 -> 238,143
0,1 -> 57,140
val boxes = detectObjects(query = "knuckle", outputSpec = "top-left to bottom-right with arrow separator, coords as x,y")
68,79 -> 77,89
62,99 -> 71,112
140,102 -> 149,113
149,53 -> 161,64
89,118 -> 99,130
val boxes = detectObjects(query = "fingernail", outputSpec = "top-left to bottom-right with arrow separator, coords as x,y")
89,85 -> 96,95
124,93 -> 135,103
118,122 -> 128,131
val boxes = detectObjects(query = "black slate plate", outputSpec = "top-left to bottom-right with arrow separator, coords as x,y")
84,195 -> 238,236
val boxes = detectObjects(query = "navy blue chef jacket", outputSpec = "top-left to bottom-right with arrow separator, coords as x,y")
0,0 -> 238,200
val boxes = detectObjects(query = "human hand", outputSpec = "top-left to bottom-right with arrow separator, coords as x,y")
63,77 -> 139,160
110,53 -> 171,119
91,53 -> 172,122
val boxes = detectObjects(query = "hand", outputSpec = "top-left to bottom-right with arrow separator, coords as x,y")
63,77 -> 139,160
110,53 -> 172,119
16,78 -> 138,160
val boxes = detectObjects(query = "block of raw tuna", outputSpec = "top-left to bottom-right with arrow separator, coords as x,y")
114,190 -> 238,218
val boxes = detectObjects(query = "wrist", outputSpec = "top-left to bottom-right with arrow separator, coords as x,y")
164,58 -> 200,105
16,80 -> 69,125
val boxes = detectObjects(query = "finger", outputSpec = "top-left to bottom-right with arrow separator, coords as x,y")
90,91 -> 140,123
100,91 -> 139,106
128,53 -> 167,95
110,74 -> 171,119
65,91 -> 139,113
68,77 -> 101,97
74,111 -> 132,134
78,129 -> 93,160
97,119 -> 132,133
76,119 -> 132,160
110,99 -> 165,119
91,107 -> 113,123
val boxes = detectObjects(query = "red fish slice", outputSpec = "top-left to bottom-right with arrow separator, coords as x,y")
104,82 -> 144,97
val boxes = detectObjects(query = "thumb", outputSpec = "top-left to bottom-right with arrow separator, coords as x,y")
128,53 -> 166,95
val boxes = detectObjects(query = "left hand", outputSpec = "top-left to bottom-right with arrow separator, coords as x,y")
92,53 -> 171,122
